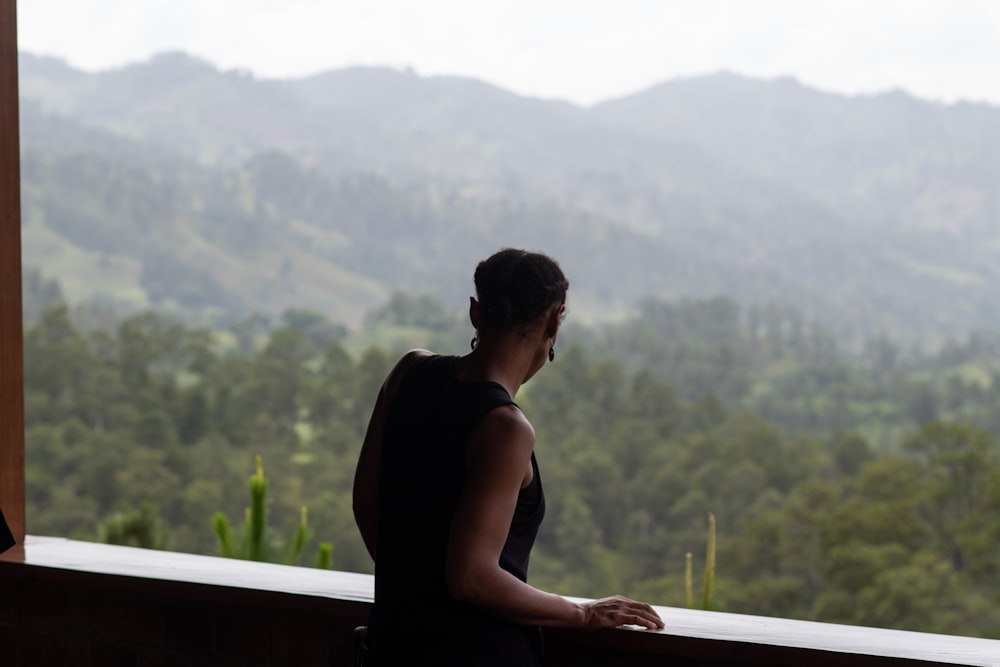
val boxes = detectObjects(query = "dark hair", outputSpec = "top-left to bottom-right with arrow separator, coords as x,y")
474,248 -> 568,331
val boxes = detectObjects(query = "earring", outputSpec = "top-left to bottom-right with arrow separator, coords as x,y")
470,336 -> 478,350
548,345 -> 555,362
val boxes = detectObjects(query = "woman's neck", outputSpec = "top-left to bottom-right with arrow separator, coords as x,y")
457,333 -> 542,398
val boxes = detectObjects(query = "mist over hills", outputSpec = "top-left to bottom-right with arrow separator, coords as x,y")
18,51 -> 1000,343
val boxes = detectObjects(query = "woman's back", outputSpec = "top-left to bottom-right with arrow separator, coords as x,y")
369,354 -> 545,665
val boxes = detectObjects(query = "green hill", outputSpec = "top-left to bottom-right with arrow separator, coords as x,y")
17,51 -> 1000,342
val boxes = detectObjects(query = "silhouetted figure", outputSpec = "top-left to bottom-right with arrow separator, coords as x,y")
353,248 -> 662,666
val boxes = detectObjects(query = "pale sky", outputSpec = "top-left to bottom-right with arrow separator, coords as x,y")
16,0 -> 1000,107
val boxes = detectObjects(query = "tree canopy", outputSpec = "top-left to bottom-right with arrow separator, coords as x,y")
22,298 -> 1000,639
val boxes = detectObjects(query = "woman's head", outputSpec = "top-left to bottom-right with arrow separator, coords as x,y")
473,248 -> 568,333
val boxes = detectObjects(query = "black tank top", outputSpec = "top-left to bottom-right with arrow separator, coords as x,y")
368,355 -> 546,665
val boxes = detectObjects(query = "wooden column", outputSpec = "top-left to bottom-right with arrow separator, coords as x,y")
0,0 -> 24,557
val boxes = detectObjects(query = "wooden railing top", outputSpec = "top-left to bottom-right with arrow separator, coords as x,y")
643,606 -> 999,666
7,535 -> 999,666
12,535 -> 375,602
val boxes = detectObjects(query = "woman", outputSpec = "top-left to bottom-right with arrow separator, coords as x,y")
353,248 -> 663,665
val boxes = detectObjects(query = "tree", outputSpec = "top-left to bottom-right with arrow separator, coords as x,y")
903,422 -> 999,572
99,502 -> 170,550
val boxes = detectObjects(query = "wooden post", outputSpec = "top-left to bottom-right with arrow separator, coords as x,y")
0,0 -> 25,558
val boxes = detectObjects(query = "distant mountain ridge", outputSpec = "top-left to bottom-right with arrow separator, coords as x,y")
17,51 -> 1000,342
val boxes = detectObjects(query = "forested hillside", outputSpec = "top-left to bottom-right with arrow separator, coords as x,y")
19,49 -> 1000,640
23,300 -> 1000,638
18,51 -> 1000,343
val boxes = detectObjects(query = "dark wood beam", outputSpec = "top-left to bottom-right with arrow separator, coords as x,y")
0,0 -> 25,558
5,540 -> 1000,666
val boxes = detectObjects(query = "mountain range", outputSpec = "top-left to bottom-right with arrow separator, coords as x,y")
18,51 -> 1000,343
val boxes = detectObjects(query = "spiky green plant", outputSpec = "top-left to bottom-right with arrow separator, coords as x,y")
685,512 -> 717,610
247,456 -> 268,561
213,455 -> 332,569
701,512 -> 716,610
685,552 -> 694,608
100,502 -> 170,550
315,541 -> 333,570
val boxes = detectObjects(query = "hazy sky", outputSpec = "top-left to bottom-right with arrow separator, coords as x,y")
17,0 -> 1000,107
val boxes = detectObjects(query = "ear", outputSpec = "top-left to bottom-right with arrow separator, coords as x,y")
545,303 -> 565,339
469,297 -> 480,330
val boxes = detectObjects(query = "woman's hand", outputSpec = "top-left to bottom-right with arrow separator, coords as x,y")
576,596 -> 665,631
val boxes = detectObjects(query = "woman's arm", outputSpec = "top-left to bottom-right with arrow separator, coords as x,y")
352,349 -> 432,561
445,407 -> 664,631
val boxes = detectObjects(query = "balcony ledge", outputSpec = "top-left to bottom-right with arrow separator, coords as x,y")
3,535 -> 999,666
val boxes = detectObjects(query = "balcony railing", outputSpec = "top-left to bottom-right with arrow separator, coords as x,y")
2,535 -> 998,666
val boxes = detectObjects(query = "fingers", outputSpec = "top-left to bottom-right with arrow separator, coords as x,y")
621,600 -> 664,630
584,596 -> 665,631
632,605 -> 665,630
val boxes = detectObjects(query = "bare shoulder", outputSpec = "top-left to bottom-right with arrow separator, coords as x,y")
470,404 -> 535,464
483,403 -> 534,437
